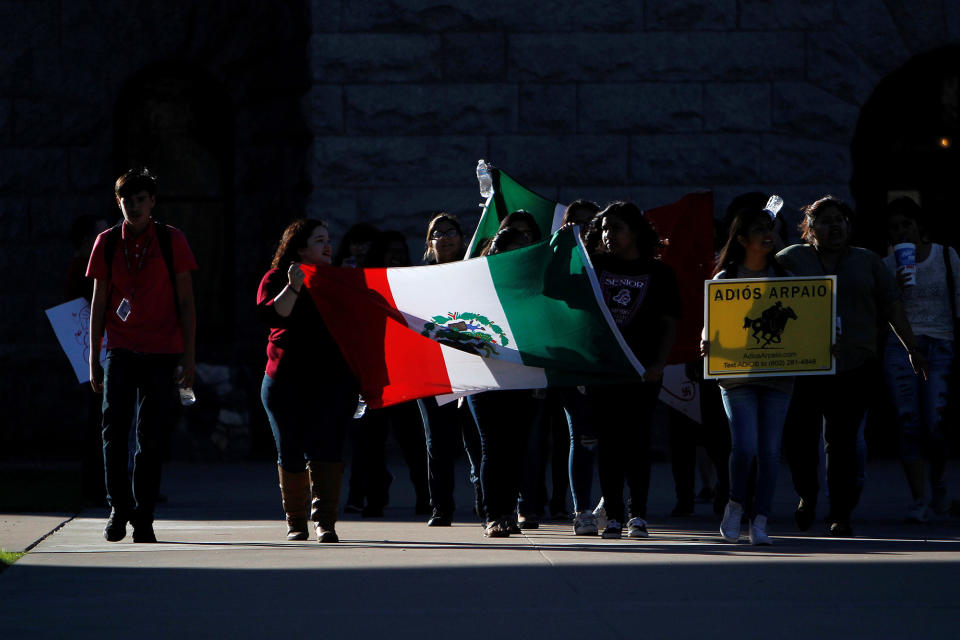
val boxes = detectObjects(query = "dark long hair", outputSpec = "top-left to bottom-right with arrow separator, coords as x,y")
799,195 -> 854,244
596,201 -> 663,260
498,209 -> 542,242
333,222 -> 379,266
423,212 -> 464,264
714,206 -> 781,276
365,230 -> 411,267
271,218 -> 327,272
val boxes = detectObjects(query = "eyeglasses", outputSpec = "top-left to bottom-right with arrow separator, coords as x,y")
431,228 -> 460,240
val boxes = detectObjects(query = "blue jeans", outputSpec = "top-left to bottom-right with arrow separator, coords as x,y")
883,334 -> 953,469
101,349 -> 180,518
720,384 -> 791,517
260,374 -> 356,472
559,387 -> 595,513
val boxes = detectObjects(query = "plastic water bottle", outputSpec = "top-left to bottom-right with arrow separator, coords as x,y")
179,386 -> 196,407
174,366 -> 196,406
476,159 -> 494,199
353,395 -> 367,419
764,194 -> 784,220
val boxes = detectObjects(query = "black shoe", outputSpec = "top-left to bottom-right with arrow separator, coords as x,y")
828,521 -> 853,537
483,520 -> 510,538
103,509 -> 128,542
517,513 -> 540,530
131,520 -> 157,543
795,497 -> 817,531
427,509 -> 452,526
671,502 -> 695,517
505,518 -> 521,535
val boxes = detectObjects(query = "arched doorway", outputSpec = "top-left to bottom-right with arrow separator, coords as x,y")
114,63 -> 235,343
851,45 -> 960,254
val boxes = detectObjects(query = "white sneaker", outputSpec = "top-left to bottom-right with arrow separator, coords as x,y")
906,499 -> 928,523
627,517 -> 649,538
601,519 -> 622,539
573,511 -> 598,536
720,500 -> 743,542
593,497 -> 608,532
749,514 -> 772,545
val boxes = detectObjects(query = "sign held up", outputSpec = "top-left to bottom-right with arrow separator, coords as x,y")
703,276 -> 836,379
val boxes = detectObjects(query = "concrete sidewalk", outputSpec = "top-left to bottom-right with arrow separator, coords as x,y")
1,460 -> 958,639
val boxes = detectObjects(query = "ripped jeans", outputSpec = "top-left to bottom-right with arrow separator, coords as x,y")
882,334 -> 953,464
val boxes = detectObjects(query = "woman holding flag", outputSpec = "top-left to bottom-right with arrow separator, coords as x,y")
257,218 -> 359,543
588,202 -> 681,539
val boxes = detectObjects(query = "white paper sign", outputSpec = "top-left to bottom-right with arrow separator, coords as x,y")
658,363 -> 701,424
45,298 -> 107,384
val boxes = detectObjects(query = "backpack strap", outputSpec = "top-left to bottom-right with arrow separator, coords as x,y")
101,220 -> 180,319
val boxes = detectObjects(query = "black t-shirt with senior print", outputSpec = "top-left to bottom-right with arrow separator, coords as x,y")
593,255 -> 682,367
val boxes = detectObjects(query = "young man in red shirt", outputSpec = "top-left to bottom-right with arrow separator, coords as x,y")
87,167 -> 198,543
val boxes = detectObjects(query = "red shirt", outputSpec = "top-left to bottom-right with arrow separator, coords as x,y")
86,220 -> 197,353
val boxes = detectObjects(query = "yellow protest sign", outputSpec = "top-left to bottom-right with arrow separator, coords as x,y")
703,276 -> 836,379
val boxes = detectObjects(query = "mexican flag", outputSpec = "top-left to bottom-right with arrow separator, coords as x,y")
465,168 -> 567,258
302,229 -> 643,409
467,166 -> 714,364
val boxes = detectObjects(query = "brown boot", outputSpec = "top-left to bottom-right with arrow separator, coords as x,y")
278,465 -> 310,541
308,461 -> 343,543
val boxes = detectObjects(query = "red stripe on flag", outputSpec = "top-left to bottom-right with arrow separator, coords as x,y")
301,265 -> 453,408
645,192 -> 715,364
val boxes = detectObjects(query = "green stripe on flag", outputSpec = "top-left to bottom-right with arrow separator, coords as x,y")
466,169 -> 561,258
484,229 -> 643,382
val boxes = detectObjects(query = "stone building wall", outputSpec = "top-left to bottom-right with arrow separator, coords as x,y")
2,0 -> 959,457
306,0 -> 960,249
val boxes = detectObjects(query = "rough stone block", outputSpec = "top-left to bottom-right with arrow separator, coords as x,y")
519,84 -> 576,133
345,84 -> 516,135
579,83 -> 702,133
62,101 -> 110,147
312,0 -> 341,33
646,0 -> 736,30
312,135 -> 486,186
0,0 -> 58,49
836,0 -> 912,77
772,83 -> 860,140
0,99 -> 10,143
311,34 -> 442,82
739,0 -> 835,28
305,188 -> 360,232
761,134 -> 851,184
806,31 -> 880,105
508,32 -> 804,82
441,34 -> 507,82
13,99 -> 61,145
31,48 -> 108,101
630,134 -> 762,184
0,197 -> 29,243
949,0 -> 960,41
304,85 -> 344,134
68,146 -> 113,193
356,186 -> 484,249
488,135 -> 628,185
339,0 -> 644,33
885,0 -> 950,53
0,148 -> 68,192
704,83 -> 771,131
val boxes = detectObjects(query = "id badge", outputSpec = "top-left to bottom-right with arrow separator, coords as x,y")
117,298 -> 132,322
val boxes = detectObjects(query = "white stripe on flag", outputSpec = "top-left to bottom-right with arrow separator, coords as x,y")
439,343 -> 548,398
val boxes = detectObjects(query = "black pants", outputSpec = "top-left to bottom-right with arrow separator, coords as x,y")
418,397 -> 482,516
782,362 -> 874,523
469,390 -> 539,521
101,349 -> 179,520
359,401 -> 429,509
669,378 -> 731,509
590,381 -> 661,523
